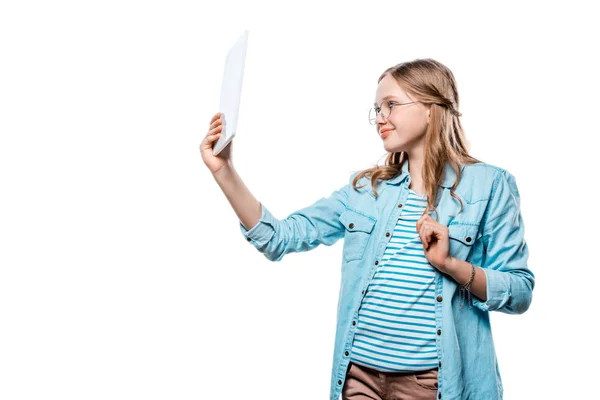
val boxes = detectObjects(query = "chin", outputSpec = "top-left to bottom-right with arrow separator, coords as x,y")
384,140 -> 405,153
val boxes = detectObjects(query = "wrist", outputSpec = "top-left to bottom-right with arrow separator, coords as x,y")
212,162 -> 235,180
444,256 -> 460,275
446,257 -> 471,285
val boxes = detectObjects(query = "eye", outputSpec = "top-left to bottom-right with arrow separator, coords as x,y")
388,101 -> 398,107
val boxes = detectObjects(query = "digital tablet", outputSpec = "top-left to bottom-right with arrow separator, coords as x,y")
213,29 -> 249,156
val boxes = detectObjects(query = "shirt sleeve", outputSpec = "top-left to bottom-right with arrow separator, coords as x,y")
471,169 -> 535,314
238,175 -> 353,262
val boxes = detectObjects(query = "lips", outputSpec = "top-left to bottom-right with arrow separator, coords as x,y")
379,128 -> 394,138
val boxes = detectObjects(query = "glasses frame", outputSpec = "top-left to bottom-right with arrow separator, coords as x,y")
369,100 -> 420,125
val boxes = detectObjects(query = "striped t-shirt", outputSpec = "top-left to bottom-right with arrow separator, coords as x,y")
349,187 -> 438,372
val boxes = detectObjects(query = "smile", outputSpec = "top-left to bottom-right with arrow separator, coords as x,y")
380,129 -> 393,138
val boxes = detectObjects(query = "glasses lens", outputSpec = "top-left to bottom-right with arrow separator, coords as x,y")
369,108 -> 377,125
369,102 -> 392,125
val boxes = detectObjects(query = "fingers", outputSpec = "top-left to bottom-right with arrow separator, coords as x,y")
208,113 -> 223,133
207,124 -> 223,136
418,223 -> 433,250
209,117 -> 222,130
416,213 -> 431,232
207,130 -> 221,142
210,112 -> 221,124
201,128 -> 222,149
417,214 -> 438,250
201,113 -> 224,151
206,115 -> 223,139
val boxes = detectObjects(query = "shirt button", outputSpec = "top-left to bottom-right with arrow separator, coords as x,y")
386,232 -> 390,237
437,329 -> 442,335
349,223 -> 354,229
436,296 -> 443,302
345,351 -> 349,356
439,361 -> 442,368
375,261 -> 378,265
361,290 -> 365,294
466,236 -> 472,242
439,394 -> 442,399
352,321 -> 356,326
398,204 -> 403,208
338,380 -> 342,385
247,237 -> 252,242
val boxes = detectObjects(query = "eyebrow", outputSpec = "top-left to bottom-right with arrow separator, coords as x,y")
374,95 -> 400,106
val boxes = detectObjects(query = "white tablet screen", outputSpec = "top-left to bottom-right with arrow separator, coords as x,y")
213,30 -> 249,156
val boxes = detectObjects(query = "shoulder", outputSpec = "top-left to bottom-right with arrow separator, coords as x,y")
457,162 -> 516,201
462,161 -> 505,178
464,161 -> 519,187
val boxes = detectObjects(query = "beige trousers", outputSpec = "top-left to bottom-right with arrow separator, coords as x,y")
342,361 -> 439,400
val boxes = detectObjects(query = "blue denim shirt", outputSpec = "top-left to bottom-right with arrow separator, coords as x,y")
239,161 -> 534,400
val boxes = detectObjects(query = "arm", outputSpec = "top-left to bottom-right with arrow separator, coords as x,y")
447,258 -> 487,302
212,163 -> 262,234
467,169 -> 535,314
237,175 -> 353,262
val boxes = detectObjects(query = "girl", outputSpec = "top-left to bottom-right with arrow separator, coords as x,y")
201,58 -> 534,400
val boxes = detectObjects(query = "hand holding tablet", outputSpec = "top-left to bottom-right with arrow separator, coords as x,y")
201,112 -> 230,174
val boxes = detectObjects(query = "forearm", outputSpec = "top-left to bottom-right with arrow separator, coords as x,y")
447,257 -> 487,302
212,163 -> 261,232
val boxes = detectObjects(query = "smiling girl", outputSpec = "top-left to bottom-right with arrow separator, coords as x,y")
202,58 -> 534,400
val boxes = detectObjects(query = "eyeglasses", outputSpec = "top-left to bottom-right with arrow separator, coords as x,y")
369,100 -> 420,125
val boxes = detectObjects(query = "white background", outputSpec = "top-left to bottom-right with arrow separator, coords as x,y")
1,1 -> 597,399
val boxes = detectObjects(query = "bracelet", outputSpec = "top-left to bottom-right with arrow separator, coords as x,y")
462,262 -> 476,290
459,262 -> 475,310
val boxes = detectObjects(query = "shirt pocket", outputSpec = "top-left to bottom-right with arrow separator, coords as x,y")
338,209 -> 376,263
448,222 -> 480,261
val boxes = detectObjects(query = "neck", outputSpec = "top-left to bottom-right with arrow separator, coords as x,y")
406,152 -> 425,195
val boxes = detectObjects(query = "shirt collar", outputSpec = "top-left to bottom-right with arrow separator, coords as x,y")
384,160 -> 461,188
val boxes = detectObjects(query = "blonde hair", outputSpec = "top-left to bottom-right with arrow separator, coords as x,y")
352,58 -> 480,217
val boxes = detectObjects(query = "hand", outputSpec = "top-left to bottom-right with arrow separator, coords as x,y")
416,214 -> 454,274
200,112 -> 233,175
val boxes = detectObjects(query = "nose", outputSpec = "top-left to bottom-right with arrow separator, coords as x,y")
375,111 -> 388,125
376,116 -> 389,130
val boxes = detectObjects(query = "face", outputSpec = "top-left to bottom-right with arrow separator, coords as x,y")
373,74 -> 431,154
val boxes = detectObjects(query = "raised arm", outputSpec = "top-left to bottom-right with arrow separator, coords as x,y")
238,176 -> 353,262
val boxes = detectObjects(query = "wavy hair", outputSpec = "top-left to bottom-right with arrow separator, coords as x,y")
352,58 -> 480,217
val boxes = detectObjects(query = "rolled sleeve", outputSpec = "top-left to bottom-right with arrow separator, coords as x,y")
472,267 -> 513,312
239,202 -> 277,250
472,169 -> 535,314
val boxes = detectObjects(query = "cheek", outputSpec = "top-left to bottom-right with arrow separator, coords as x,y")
395,114 -> 427,135
389,119 -> 415,137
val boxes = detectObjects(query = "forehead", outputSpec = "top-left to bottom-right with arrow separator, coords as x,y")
374,74 -> 408,105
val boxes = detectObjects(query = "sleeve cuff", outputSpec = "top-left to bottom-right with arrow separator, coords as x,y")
471,267 -> 512,312
239,202 -> 277,250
